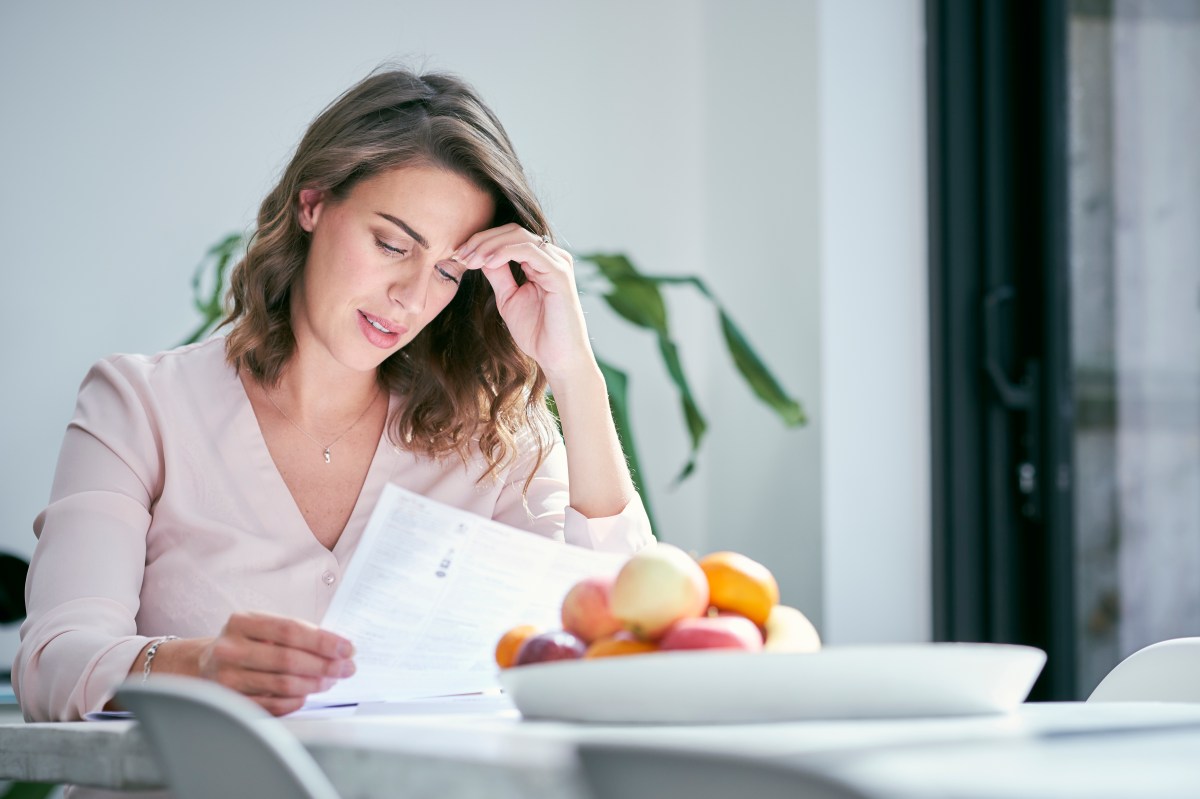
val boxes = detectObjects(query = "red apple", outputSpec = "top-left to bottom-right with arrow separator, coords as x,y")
658,615 -> 764,652
561,576 -> 623,644
610,544 -> 709,640
514,630 -> 587,666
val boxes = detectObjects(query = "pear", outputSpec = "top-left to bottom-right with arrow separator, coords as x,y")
762,605 -> 822,653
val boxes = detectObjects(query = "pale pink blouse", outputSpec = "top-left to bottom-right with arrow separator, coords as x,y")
16,336 -> 652,722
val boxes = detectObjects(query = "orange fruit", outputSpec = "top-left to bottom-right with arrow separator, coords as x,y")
698,551 -> 780,627
495,624 -> 541,669
585,635 -> 660,658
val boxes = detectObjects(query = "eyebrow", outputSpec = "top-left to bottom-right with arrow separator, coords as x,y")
375,213 -> 428,249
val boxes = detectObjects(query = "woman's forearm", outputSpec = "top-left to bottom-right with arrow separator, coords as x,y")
546,361 -> 637,519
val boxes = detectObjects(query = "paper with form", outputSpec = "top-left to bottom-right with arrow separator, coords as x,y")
305,483 -> 629,708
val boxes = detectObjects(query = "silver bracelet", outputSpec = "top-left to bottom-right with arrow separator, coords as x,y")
141,636 -> 181,684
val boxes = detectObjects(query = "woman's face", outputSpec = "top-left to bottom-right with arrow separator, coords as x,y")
292,164 -> 495,374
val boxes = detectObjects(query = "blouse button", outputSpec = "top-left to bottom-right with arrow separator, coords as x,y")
321,570 -> 336,586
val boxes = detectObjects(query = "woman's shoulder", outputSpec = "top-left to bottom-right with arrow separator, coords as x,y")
78,336 -> 236,410
89,336 -> 231,384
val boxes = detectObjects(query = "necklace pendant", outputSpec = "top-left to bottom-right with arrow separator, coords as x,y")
324,448 -> 332,464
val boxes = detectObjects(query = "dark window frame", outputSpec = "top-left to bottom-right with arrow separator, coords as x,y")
926,0 -> 1077,700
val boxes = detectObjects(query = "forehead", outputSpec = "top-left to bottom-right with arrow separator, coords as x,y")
346,165 -> 495,245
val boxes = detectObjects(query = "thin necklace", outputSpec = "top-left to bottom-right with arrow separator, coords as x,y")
265,385 -> 382,464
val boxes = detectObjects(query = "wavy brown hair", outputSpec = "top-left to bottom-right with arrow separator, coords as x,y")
224,68 -> 556,485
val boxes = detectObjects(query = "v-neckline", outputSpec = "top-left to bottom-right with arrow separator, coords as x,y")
233,369 -> 396,560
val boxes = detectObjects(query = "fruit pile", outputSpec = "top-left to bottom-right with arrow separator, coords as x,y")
495,544 -> 821,668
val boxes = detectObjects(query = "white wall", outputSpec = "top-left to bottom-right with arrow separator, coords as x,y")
818,1 -> 931,642
0,0 -> 929,663
700,2 -> 825,623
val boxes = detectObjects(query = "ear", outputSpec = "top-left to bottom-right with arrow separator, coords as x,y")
297,188 -> 327,232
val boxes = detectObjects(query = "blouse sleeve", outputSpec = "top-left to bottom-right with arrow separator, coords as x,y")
14,356 -> 165,721
491,433 -> 655,554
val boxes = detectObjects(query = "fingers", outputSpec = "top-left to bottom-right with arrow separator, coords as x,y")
212,632 -> 353,680
255,695 -> 307,717
228,611 -> 354,661
452,224 -> 578,310
455,222 -> 546,262
452,222 -> 593,376
477,259 -> 521,306
454,224 -> 571,279
199,612 -> 357,716
231,667 -> 335,698
480,242 -> 557,277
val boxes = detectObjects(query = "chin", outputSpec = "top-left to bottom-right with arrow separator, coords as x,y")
333,345 -> 395,375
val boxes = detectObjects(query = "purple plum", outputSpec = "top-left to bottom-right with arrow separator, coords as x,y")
514,630 -> 587,666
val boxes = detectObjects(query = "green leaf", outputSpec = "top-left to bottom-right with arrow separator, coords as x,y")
182,233 -> 245,346
719,311 -> 806,426
595,359 -> 657,537
207,235 -> 242,311
581,253 -> 806,432
655,337 -> 707,482
589,253 -> 670,333
600,277 -> 668,334
586,253 -> 640,281
1,783 -> 60,799
583,254 -> 712,480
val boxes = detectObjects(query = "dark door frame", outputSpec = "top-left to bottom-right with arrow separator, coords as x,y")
926,0 -> 1077,700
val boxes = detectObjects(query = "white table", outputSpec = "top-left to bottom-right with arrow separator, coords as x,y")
2,697 -> 1200,797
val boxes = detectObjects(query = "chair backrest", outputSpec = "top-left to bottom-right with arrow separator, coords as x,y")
1089,637 -> 1200,703
577,742 -> 875,799
116,675 -> 340,799
0,552 -> 30,624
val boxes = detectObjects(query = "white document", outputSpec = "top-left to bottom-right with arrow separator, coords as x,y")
305,484 -> 629,708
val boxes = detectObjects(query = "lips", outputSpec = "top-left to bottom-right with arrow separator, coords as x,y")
357,310 -> 408,349
364,314 -> 392,333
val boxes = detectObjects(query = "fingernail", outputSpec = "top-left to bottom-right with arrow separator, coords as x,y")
338,641 -> 354,657
320,677 -> 336,691
338,660 -> 356,678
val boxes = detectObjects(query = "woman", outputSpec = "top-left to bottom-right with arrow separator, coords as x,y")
16,68 -> 653,723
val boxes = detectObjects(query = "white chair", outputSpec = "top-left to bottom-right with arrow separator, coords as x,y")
577,742 -> 875,799
115,675 -> 340,799
1088,637 -> 1200,703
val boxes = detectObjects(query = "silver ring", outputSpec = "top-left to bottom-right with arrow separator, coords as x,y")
537,233 -> 550,248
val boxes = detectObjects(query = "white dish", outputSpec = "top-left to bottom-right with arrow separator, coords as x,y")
498,643 -> 1046,724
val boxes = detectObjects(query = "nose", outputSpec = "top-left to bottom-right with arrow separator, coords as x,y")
388,259 -> 436,315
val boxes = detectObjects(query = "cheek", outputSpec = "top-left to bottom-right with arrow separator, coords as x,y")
320,237 -> 372,288
433,283 -> 466,316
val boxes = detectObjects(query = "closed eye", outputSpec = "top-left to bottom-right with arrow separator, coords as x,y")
375,238 -> 408,257
436,263 -> 461,286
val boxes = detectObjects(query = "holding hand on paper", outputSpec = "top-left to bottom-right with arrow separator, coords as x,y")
138,613 -> 357,717
15,69 -> 652,722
